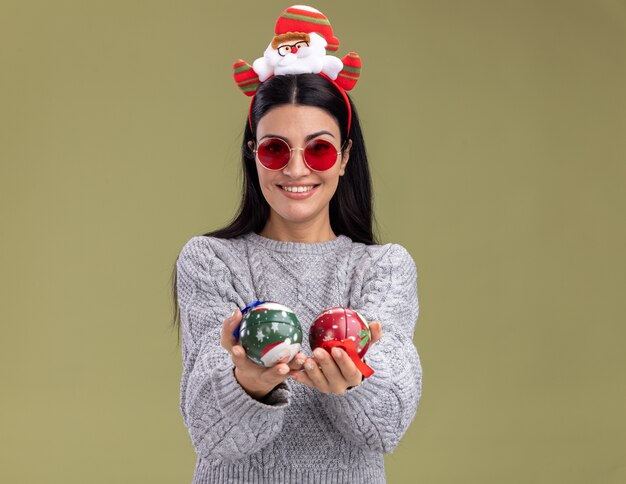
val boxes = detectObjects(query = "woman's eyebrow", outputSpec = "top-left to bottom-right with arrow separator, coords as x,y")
258,131 -> 336,143
259,134 -> 289,142
305,130 -> 335,142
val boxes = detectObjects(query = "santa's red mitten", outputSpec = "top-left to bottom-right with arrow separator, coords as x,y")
233,59 -> 260,97
336,52 -> 362,91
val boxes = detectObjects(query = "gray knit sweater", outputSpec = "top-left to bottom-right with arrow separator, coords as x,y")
176,232 -> 422,483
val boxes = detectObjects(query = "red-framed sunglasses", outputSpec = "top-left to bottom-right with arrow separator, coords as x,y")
251,137 -> 345,172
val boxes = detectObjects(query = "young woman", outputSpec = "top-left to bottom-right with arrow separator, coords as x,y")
171,7 -> 421,483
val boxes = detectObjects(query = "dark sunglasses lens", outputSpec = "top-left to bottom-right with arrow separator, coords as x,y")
257,138 -> 290,169
304,139 -> 338,171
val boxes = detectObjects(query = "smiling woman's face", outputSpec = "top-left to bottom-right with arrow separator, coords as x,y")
252,104 -> 350,234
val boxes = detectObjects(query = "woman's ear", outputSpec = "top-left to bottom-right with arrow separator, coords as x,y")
338,139 -> 352,176
247,140 -> 255,153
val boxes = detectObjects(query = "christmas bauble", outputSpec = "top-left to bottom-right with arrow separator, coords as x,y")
309,307 -> 371,358
238,301 -> 302,367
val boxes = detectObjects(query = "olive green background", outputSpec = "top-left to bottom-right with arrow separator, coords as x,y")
1,1 -> 624,483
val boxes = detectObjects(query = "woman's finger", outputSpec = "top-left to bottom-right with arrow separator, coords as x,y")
303,357 -> 330,393
369,321 -> 382,344
230,344 -> 257,371
220,307 -> 241,351
313,348 -> 346,392
330,347 -> 362,386
288,351 -> 307,371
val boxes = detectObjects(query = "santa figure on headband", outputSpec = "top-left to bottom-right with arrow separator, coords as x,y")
253,30 -> 342,81
233,5 -> 362,96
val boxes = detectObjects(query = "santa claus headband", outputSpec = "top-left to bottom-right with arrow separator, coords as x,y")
232,5 -> 362,134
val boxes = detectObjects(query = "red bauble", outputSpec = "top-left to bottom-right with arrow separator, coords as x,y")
309,307 -> 371,358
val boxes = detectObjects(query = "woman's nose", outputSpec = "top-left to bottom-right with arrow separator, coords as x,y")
283,149 -> 310,177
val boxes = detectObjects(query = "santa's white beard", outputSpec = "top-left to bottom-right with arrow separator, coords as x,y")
265,42 -> 327,76
252,32 -> 343,81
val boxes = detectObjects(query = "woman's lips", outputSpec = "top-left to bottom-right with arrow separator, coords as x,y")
277,184 -> 320,199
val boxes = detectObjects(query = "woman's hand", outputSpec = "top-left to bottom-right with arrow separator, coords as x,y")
221,308 -> 307,401
290,321 -> 382,394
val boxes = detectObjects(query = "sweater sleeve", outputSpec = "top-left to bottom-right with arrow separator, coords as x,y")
319,243 -> 422,454
176,237 -> 291,463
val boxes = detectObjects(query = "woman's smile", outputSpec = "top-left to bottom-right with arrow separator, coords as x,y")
277,183 -> 321,197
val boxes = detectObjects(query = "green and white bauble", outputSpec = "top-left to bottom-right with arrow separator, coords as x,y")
238,302 -> 302,367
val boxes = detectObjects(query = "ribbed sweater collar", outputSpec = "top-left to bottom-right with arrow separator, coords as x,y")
244,231 -> 352,255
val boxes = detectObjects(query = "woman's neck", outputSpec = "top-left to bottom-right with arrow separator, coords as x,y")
259,214 -> 336,243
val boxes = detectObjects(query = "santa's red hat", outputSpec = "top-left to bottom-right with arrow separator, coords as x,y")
274,5 -> 340,51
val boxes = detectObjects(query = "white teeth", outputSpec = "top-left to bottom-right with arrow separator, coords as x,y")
281,185 -> 315,193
